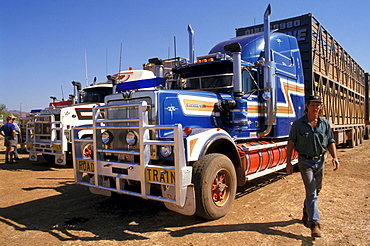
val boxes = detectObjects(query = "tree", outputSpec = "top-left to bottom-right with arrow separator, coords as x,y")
0,104 -> 7,113
0,104 -> 10,123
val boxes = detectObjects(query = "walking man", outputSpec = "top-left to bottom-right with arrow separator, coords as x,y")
0,115 -> 18,163
286,95 -> 340,238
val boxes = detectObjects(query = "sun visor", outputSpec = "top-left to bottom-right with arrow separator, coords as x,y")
115,77 -> 166,92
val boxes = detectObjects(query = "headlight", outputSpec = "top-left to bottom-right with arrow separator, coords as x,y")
160,145 -> 172,157
102,131 -> 113,145
45,126 -> 51,134
126,131 -> 138,146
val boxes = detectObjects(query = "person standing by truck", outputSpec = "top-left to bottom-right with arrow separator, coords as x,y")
286,95 -> 340,238
8,115 -> 20,160
12,117 -> 21,160
0,115 -> 17,163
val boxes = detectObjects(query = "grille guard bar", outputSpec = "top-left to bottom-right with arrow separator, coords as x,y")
72,101 -> 192,207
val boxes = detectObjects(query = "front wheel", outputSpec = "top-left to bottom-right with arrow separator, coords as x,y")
80,136 -> 93,159
192,153 -> 237,220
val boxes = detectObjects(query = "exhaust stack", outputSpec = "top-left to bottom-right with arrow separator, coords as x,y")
188,25 -> 195,64
71,81 -> 82,104
224,42 -> 249,131
263,4 -> 276,126
224,43 -> 242,98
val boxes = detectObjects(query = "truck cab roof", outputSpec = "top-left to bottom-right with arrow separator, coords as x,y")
209,32 -> 299,64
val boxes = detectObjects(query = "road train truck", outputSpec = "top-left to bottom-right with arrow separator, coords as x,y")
72,5 -> 369,220
26,79 -> 113,165
26,69 -> 156,165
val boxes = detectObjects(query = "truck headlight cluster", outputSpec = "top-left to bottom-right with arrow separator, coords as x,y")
160,145 -> 172,157
102,131 -> 113,145
125,131 -> 138,146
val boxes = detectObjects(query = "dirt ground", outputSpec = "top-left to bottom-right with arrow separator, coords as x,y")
0,136 -> 369,246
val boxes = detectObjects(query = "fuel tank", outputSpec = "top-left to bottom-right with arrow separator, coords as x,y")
237,140 -> 297,175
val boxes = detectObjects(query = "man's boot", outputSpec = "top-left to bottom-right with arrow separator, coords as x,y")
302,209 -> 309,228
9,151 -> 16,164
5,150 -> 10,164
311,222 -> 322,237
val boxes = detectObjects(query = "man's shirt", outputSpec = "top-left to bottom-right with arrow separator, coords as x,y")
288,115 -> 335,157
0,122 -> 16,137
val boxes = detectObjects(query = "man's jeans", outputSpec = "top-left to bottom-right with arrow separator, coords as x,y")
14,135 -> 19,158
298,155 -> 324,225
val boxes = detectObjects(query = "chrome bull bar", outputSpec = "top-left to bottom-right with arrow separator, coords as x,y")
72,101 -> 192,207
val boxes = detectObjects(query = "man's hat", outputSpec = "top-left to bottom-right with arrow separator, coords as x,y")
307,95 -> 323,103
7,114 -> 16,120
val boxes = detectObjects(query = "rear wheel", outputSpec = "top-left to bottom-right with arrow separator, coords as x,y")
346,129 -> 355,148
355,127 -> 360,146
359,127 -> 364,144
192,153 -> 237,220
364,125 -> 370,140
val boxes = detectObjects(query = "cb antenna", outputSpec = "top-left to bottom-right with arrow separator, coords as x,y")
174,36 -> 177,58
119,42 -> 122,72
84,49 -> 89,87
61,85 -> 64,100
106,49 -> 108,75
167,35 -> 171,58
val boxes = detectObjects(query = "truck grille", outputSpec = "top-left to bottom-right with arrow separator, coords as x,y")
106,97 -> 155,152
34,114 -> 61,141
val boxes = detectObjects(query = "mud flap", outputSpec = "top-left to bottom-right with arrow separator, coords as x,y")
55,155 -> 66,165
29,152 -> 37,161
88,176 -> 112,197
89,187 -> 112,196
162,184 -> 196,216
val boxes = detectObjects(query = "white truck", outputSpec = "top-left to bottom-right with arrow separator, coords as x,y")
26,69 -> 156,165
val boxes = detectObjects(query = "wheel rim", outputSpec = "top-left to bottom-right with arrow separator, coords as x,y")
82,144 -> 92,158
211,168 -> 232,207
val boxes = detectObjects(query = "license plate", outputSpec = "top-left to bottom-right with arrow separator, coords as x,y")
52,144 -> 62,152
78,159 -> 95,172
118,154 -> 134,162
147,167 -> 175,184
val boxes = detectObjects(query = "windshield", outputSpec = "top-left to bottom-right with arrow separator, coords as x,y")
171,60 -> 234,93
172,74 -> 233,93
81,87 -> 112,103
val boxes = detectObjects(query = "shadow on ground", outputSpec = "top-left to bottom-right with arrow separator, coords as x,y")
0,168 -> 313,243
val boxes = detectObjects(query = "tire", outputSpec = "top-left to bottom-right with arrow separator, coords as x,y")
80,136 -> 93,159
365,125 -> 370,140
346,129 -> 355,148
359,127 -> 364,144
192,153 -> 237,220
355,127 -> 360,146
81,143 -> 93,158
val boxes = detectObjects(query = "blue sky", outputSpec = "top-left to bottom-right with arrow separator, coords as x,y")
1,0 -> 369,112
